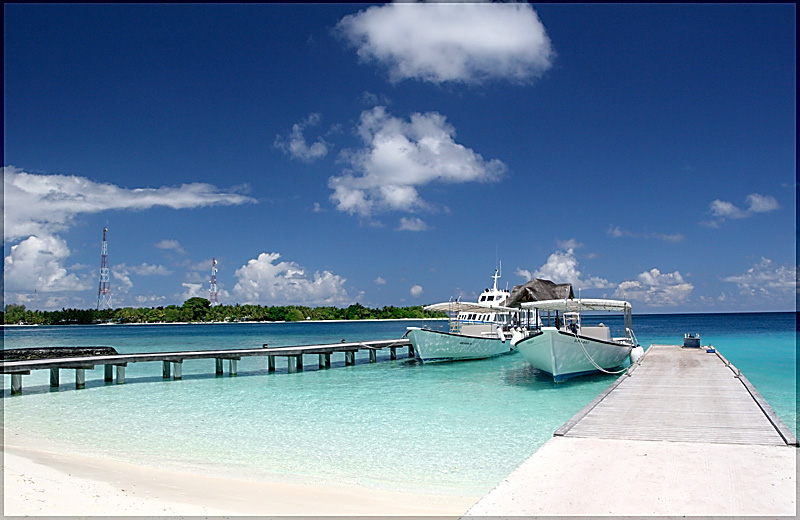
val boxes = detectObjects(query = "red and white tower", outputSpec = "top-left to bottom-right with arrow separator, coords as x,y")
209,258 -> 219,306
97,227 -> 112,310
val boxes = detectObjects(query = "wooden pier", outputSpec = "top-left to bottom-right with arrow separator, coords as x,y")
1,338 -> 413,395
465,343 -> 798,517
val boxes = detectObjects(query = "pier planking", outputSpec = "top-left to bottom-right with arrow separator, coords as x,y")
556,344 -> 797,446
464,343 -> 797,517
2,338 -> 413,394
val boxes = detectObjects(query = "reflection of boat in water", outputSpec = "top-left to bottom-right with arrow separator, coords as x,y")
406,269 -> 518,362
514,298 -> 642,382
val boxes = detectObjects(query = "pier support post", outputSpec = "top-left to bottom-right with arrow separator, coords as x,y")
287,356 -> 297,373
104,365 -> 114,383
75,369 -> 86,389
50,368 -> 60,388
172,361 -> 182,380
11,374 -> 23,395
369,349 -> 377,363
390,347 -> 397,360
116,365 -> 126,384
163,361 -> 171,379
324,353 -> 331,368
296,354 -> 303,371
229,359 -> 238,376
216,358 -> 224,376
268,356 -> 275,372
345,351 -> 355,366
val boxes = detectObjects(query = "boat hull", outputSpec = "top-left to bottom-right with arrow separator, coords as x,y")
516,329 -> 632,381
406,327 -> 516,363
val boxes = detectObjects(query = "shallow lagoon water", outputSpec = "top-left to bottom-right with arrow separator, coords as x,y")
3,313 -> 795,495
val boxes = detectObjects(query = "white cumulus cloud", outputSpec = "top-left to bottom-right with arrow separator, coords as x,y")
708,193 -> 780,225
112,263 -> 172,293
329,106 -> 505,218
722,258 -> 797,297
155,239 -> 186,254
180,282 -> 208,300
4,235 -> 90,293
3,166 -> 256,307
336,1 -> 554,84
274,113 -> 330,162
614,268 -> 694,306
518,244 -> 611,289
397,217 -> 429,231
232,252 -> 351,306
410,284 -> 424,298
4,167 -> 256,242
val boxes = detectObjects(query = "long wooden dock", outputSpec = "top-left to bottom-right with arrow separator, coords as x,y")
1,338 -> 413,395
465,343 -> 798,517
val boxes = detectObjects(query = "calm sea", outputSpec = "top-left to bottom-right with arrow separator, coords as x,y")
2,312 -> 796,495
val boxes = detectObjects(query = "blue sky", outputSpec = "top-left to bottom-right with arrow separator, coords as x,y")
4,3 -> 796,313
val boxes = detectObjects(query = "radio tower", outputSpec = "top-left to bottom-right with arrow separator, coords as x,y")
97,227 -> 112,310
209,258 -> 219,306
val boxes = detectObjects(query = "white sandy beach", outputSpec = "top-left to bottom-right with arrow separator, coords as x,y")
3,432 -> 478,517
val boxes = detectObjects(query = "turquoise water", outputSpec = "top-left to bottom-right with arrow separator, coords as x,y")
2,313 -> 796,495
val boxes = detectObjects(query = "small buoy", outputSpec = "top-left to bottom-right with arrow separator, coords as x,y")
630,345 -> 644,364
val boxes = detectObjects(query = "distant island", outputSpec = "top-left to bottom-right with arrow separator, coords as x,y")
3,297 -> 446,325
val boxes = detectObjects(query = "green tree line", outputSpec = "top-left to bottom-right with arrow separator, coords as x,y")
3,298 -> 445,325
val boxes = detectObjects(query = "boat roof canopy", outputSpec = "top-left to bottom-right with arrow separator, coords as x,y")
519,298 -> 631,313
424,301 -> 517,314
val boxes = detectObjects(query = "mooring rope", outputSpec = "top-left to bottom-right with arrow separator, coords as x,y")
572,330 -> 630,375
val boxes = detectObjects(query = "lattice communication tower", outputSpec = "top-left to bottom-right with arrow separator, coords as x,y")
209,258 -> 219,306
97,227 -> 112,310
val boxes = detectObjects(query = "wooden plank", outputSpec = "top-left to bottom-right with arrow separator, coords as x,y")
556,344 -> 794,447
0,338 -> 412,373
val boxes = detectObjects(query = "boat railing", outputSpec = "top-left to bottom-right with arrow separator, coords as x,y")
626,327 -> 640,347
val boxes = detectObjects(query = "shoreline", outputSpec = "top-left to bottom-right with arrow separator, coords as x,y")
2,317 -> 448,327
4,308 -> 796,328
3,429 -> 479,516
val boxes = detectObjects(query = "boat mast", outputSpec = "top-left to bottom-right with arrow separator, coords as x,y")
492,267 -> 500,292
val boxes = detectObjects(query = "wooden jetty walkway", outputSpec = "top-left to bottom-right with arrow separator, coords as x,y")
465,343 -> 798,517
1,338 -> 413,395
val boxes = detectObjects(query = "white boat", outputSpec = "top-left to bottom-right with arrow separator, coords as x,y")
407,269 -> 519,362
514,298 -> 642,382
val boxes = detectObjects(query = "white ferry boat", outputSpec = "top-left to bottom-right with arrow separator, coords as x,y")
406,269 -> 518,362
